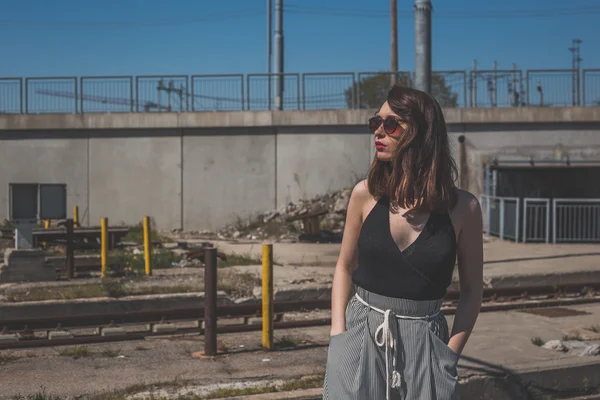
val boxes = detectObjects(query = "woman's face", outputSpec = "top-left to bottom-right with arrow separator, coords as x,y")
369,101 -> 408,162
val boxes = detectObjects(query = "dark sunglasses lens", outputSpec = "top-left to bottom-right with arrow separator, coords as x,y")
368,117 -> 382,132
383,117 -> 398,134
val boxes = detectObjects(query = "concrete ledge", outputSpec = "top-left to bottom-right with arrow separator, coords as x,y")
224,360 -> 600,400
0,291 -> 231,322
1,107 -> 600,131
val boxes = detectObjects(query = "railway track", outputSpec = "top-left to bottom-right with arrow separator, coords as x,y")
1,283 -> 599,350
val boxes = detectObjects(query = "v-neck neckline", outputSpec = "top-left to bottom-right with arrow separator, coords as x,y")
385,198 -> 432,255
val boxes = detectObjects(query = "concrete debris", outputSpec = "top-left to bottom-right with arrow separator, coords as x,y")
542,340 -> 568,352
543,340 -> 600,356
216,188 -> 352,242
581,344 -> 600,357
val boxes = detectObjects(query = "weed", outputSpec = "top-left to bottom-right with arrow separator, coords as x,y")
562,334 -> 584,341
584,325 -> 600,333
0,353 -> 19,365
530,337 -> 545,346
217,270 -> 260,298
121,219 -> 172,244
276,336 -> 300,349
217,252 -> 261,268
57,346 -> 92,359
100,349 -> 120,358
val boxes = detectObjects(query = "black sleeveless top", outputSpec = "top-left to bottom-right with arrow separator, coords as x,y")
352,196 -> 457,300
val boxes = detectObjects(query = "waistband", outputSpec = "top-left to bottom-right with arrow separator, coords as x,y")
354,286 -> 443,318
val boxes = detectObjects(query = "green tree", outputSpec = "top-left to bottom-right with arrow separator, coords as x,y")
345,72 -> 459,109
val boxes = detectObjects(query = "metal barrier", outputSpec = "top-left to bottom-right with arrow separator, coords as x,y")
552,199 -> 600,243
0,78 -> 22,114
523,198 -> 550,243
135,75 -> 189,113
469,70 -> 523,108
191,74 -> 244,112
484,195 -> 600,244
356,71 -> 411,109
481,195 -> 520,241
247,73 -> 301,111
3,68 -> 600,114
432,70 -> 467,108
26,77 -> 78,114
582,69 -> 600,107
301,72 -> 355,110
80,76 -> 134,113
526,69 -> 579,107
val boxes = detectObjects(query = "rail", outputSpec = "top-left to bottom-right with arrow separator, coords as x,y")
1,283 -> 599,350
1,68 -> 599,114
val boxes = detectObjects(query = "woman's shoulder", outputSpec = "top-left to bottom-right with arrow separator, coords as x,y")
450,188 -> 482,219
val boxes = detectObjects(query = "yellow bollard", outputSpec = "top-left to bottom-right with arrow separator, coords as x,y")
262,243 -> 274,350
73,206 -> 79,227
101,217 -> 108,278
143,216 -> 152,276
43,220 -> 50,249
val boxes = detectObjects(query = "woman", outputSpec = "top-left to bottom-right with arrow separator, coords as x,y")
323,85 -> 483,400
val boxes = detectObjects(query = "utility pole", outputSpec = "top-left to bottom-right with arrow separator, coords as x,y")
414,0 -> 432,94
274,0 -> 284,111
390,0 -> 398,87
267,0 -> 273,111
568,39 -> 582,106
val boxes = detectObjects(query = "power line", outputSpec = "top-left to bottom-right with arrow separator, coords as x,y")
0,9 -> 265,29
3,4 -> 600,30
284,4 -> 600,19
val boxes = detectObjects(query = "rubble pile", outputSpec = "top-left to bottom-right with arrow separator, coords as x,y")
216,187 -> 353,243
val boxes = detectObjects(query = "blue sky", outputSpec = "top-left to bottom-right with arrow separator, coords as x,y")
1,0 -> 599,78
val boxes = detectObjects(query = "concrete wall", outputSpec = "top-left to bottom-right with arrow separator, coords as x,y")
1,108 -> 599,230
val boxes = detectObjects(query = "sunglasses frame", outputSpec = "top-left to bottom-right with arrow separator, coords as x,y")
368,115 -> 405,135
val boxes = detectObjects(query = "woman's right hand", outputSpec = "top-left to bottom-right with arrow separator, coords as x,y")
330,327 -> 346,337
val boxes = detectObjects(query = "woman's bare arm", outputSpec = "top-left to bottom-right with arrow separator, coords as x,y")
330,180 -> 369,336
448,190 -> 484,354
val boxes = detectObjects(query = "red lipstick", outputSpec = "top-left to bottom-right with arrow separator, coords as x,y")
375,141 -> 386,151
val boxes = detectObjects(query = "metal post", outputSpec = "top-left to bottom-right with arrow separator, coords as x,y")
65,219 -> 74,280
471,59 -> 478,107
457,135 -> 466,189
484,163 -> 491,234
143,216 -> 152,276
101,217 -> 108,278
274,0 -> 284,110
552,199 -> 557,244
73,205 -> 79,227
267,0 -> 272,110
204,247 -> 218,356
262,243 -> 274,350
390,0 -> 398,87
414,0 -> 432,94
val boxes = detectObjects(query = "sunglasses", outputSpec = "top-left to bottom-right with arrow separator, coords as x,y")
368,115 -> 404,135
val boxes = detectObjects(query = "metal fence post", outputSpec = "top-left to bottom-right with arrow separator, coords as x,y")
545,199 -> 550,244
499,198 -> 505,240
552,199 -> 557,244
101,217 -> 108,277
262,243 -> 274,350
64,218 -> 74,280
515,198 -> 520,243
522,199 -> 528,243
203,246 -> 218,356
143,216 -> 152,276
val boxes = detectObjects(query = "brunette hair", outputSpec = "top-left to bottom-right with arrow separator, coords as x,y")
367,85 -> 458,213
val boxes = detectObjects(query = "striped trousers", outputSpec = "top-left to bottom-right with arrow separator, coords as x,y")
323,286 -> 460,400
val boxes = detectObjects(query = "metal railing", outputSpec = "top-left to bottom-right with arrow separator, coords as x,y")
2,68 -> 600,115
523,198 -> 551,243
481,195 -> 520,241
552,199 -> 600,243
484,195 -> 600,243
582,69 -> 600,107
